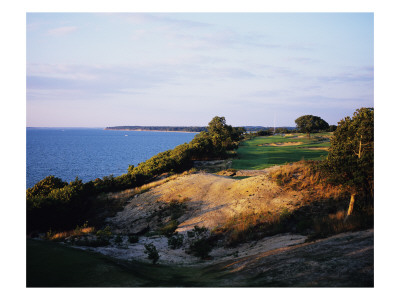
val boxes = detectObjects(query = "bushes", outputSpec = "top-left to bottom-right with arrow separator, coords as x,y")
114,234 -> 123,246
144,243 -> 160,264
128,234 -> 139,244
26,175 -> 67,199
27,178 -> 90,232
187,226 -> 213,259
26,173 -> 141,232
159,220 -> 179,237
168,234 -> 184,249
189,238 -> 212,259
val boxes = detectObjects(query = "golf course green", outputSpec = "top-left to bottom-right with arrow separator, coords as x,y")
232,133 -> 331,170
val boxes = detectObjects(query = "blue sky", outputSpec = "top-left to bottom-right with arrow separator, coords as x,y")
26,13 -> 374,127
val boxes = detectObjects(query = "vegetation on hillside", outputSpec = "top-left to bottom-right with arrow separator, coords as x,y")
27,108 -> 373,250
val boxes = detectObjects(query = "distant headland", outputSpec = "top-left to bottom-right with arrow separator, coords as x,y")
104,126 -> 295,133
104,126 -> 207,133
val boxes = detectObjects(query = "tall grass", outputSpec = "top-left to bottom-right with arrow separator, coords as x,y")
46,222 -> 95,242
268,160 -> 343,202
213,208 -> 294,247
307,207 -> 374,241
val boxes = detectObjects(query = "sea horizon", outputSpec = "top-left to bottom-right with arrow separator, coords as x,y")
26,128 -> 197,188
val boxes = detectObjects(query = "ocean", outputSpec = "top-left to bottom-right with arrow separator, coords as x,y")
26,128 -> 197,188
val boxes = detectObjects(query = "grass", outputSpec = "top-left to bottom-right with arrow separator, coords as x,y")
46,221 -> 95,241
27,239 -> 146,287
26,239 -> 227,287
213,208 -> 295,247
232,133 -> 331,170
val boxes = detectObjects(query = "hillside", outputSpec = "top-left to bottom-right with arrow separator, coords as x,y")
29,161 -> 373,286
76,163 -> 371,271
109,168 -> 299,236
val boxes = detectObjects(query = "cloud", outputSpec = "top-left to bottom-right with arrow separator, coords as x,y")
47,26 -> 78,36
112,13 -> 211,30
169,30 -> 282,51
316,66 -> 374,84
318,72 -> 373,83
286,57 -> 320,64
26,63 -> 173,101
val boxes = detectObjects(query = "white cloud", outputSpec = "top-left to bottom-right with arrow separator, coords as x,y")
47,26 -> 77,36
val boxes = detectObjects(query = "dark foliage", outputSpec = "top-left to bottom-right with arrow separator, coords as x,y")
168,234 -> 184,249
256,129 -> 273,136
187,226 -> 213,259
320,107 -> 374,211
295,115 -> 329,138
144,243 -> 160,264
128,235 -> 139,244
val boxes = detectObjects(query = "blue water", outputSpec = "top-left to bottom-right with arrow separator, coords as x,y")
26,128 -> 197,188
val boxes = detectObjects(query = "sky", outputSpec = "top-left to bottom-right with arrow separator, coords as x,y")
26,13 -> 374,127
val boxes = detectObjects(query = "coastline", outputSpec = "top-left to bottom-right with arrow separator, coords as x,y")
104,128 -> 201,133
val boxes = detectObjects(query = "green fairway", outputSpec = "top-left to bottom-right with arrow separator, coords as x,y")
232,134 -> 331,170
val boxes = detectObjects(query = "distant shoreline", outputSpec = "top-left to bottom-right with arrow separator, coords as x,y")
104,126 -> 206,133
105,128 -> 201,133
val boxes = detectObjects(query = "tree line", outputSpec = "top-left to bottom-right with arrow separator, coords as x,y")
105,126 -> 207,132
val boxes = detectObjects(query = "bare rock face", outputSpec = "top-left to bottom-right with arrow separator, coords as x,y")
215,229 -> 373,287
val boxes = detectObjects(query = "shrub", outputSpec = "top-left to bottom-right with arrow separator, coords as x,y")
73,221 -> 89,235
168,234 -> 184,249
169,200 -> 187,220
189,238 -> 212,259
95,226 -> 112,244
128,235 -> 139,244
114,234 -> 123,246
187,225 -> 208,239
144,243 -> 160,264
96,225 -> 112,238
160,220 -> 179,237
186,226 -> 212,259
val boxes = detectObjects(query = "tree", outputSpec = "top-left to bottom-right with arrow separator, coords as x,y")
328,125 -> 338,132
295,115 -> 329,138
144,243 -> 160,264
322,107 -> 373,219
207,116 -> 233,152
